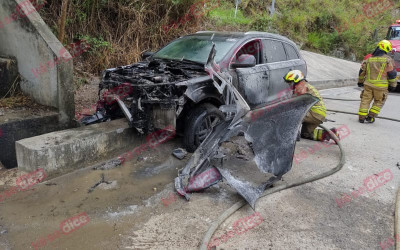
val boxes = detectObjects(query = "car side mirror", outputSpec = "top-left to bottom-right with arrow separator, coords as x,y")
231,54 -> 256,68
141,51 -> 154,60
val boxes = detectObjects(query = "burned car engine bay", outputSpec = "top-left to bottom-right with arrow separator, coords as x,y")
83,58 -> 211,134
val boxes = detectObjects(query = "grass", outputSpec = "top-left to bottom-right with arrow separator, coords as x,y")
208,7 -> 252,26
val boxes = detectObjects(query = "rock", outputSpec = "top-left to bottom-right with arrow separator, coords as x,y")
172,148 -> 187,160
98,180 -> 118,190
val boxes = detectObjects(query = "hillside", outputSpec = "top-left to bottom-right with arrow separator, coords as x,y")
39,0 -> 400,87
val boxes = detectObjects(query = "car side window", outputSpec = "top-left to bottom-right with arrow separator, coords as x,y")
233,40 -> 262,65
284,43 -> 300,60
263,39 -> 286,63
386,28 -> 393,40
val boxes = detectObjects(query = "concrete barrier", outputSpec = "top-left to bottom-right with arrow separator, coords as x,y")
15,119 -> 143,178
0,110 -> 67,168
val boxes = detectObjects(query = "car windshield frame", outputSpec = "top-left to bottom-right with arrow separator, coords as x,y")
388,27 -> 400,40
153,35 -> 238,65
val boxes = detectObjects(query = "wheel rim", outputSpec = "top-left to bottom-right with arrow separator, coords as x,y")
195,114 -> 221,145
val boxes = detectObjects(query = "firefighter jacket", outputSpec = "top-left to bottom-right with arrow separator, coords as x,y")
358,54 -> 397,89
293,81 -> 326,122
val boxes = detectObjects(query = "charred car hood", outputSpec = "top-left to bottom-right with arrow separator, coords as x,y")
101,59 -> 209,87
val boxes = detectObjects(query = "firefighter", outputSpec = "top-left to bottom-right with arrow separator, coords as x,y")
358,40 -> 398,123
284,70 -> 338,141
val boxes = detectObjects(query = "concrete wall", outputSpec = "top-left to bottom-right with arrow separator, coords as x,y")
0,0 -> 74,123
16,119 -> 142,178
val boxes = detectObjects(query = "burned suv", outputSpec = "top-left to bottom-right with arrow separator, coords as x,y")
82,31 -> 307,152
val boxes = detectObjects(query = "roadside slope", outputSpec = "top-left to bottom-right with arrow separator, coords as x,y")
301,50 -> 360,90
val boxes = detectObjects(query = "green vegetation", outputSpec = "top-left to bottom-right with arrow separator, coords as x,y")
40,0 -> 400,88
208,6 -> 251,26
77,35 -> 112,55
239,0 -> 398,60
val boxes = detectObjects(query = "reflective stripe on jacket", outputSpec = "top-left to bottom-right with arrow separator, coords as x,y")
306,83 -> 326,120
358,54 -> 396,89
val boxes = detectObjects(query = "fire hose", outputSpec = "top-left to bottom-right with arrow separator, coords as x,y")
200,94 -> 400,250
200,109 -> 400,250
200,124 -> 345,250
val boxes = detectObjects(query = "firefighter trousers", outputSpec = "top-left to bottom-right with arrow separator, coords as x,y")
301,112 -> 324,141
358,85 -> 388,119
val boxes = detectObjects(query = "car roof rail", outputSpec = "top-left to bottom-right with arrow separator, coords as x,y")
196,31 -> 217,33
245,31 -> 267,35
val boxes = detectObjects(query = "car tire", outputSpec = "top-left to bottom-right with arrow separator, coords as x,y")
183,103 -> 225,153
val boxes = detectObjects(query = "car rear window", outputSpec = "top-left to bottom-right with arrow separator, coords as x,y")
263,39 -> 286,63
284,43 -> 299,60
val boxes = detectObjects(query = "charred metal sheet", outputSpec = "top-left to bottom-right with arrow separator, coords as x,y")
175,95 -> 317,208
175,120 -> 231,200
175,45 -> 318,208
217,168 -> 278,209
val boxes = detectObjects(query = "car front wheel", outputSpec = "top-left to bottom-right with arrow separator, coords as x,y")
183,103 -> 225,153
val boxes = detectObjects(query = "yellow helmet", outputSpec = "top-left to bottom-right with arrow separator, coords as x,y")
283,70 -> 305,84
377,40 -> 392,53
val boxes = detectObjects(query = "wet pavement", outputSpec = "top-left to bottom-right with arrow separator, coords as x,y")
0,86 -> 399,250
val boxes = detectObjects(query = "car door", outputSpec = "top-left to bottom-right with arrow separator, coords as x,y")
232,39 -> 271,108
283,42 -> 307,74
263,39 -> 301,103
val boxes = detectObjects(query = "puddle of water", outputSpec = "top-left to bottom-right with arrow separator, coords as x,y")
0,139 -> 187,249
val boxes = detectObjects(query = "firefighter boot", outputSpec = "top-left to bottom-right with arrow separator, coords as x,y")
366,116 -> 375,123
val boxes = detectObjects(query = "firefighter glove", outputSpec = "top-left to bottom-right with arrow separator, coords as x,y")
358,82 -> 364,87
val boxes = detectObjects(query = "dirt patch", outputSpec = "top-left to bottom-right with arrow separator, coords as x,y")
74,76 -> 100,116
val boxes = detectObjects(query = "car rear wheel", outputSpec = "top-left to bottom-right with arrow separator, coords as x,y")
183,103 -> 225,153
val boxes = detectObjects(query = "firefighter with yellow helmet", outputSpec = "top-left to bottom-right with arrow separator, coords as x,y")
284,70 -> 338,141
357,40 -> 398,123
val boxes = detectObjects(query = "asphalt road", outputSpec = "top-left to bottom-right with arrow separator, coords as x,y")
0,86 -> 399,250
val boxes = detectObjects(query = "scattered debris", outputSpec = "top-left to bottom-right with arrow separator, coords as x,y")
93,158 -> 122,170
0,225 -> 7,235
45,183 -> 57,186
97,180 -> 118,190
106,205 -> 138,219
88,174 -> 112,193
172,148 -> 187,160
